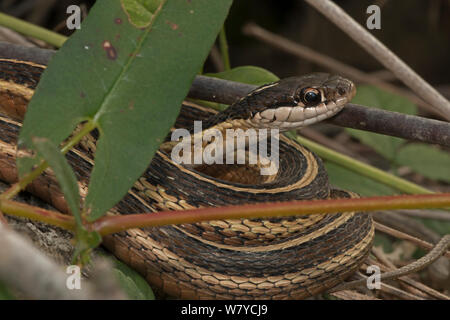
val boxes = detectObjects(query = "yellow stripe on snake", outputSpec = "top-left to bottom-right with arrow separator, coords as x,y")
0,58 -> 374,299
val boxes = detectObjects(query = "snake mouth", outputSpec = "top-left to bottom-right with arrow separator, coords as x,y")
248,97 -> 348,130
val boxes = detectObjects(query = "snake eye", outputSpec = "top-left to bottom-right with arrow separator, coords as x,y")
299,88 -> 321,106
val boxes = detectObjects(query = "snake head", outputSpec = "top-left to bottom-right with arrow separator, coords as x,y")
242,73 -> 356,130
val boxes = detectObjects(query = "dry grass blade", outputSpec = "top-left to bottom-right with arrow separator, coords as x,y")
242,22 -> 434,115
331,231 -> 450,295
375,222 -> 450,259
371,248 -> 450,300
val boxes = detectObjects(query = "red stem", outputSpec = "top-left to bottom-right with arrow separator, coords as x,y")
92,193 -> 450,236
0,199 -> 75,230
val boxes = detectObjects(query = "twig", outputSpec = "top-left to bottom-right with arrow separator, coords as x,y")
1,42 -> 449,148
190,75 -> 450,147
368,69 -> 396,82
373,211 -> 440,243
0,40 -> 54,64
371,247 -> 450,300
330,104 -> 450,148
0,210 -> 8,225
329,290 -> 379,300
303,0 -> 450,120
209,45 -> 225,72
378,282 -> 424,300
330,234 -> 450,293
393,209 -> 450,222
0,25 -> 35,47
375,222 -> 450,259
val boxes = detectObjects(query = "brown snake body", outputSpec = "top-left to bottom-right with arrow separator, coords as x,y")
0,58 -> 374,299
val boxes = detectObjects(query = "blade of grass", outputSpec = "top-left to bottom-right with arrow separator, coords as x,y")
219,26 -> 230,71
0,12 -> 67,47
286,132 -> 433,195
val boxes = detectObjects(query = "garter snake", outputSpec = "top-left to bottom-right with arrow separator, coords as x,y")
0,57 -> 374,299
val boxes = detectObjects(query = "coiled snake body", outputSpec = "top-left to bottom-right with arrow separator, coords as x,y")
0,58 -> 374,299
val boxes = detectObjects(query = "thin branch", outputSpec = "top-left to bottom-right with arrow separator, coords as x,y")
329,104 -> 450,147
1,42 -> 449,147
371,247 -> 450,300
0,40 -> 55,64
190,75 -> 450,147
0,198 -> 75,230
330,234 -> 450,293
218,26 -> 230,70
0,25 -> 36,47
373,211 -> 440,244
91,193 -> 450,236
374,222 -> 450,259
329,290 -> 379,300
303,0 -> 450,120
393,209 -> 450,222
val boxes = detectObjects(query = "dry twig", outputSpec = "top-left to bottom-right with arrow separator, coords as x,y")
303,0 -> 450,120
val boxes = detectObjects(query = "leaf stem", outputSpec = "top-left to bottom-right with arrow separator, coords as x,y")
288,132 -> 433,195
1,121 -> 97,201
61,120 -> 97,153
0,198 -> 75,231
0,13 -> 67,48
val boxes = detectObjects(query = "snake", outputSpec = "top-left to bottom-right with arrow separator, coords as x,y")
0,57 -> 374,299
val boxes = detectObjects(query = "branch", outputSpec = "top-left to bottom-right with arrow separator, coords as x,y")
91,193 -> 450,236
1,41 -> 449,147
190,76 -> 450,147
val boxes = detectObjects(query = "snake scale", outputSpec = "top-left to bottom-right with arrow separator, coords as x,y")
0,57 -> 374,299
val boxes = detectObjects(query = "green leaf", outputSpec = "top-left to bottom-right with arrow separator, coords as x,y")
18,0 -> 232,221
206,65 -> 279,86
31,137 -> 81,224
346,85 -> 417,161
0,282 -> 15,300
97,250 -> 154,299
110,256 -> 155,300
395,144 -> 450,183
352,85 -> 417,115
202,66 -> 279,110
325,162 -> 397,196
